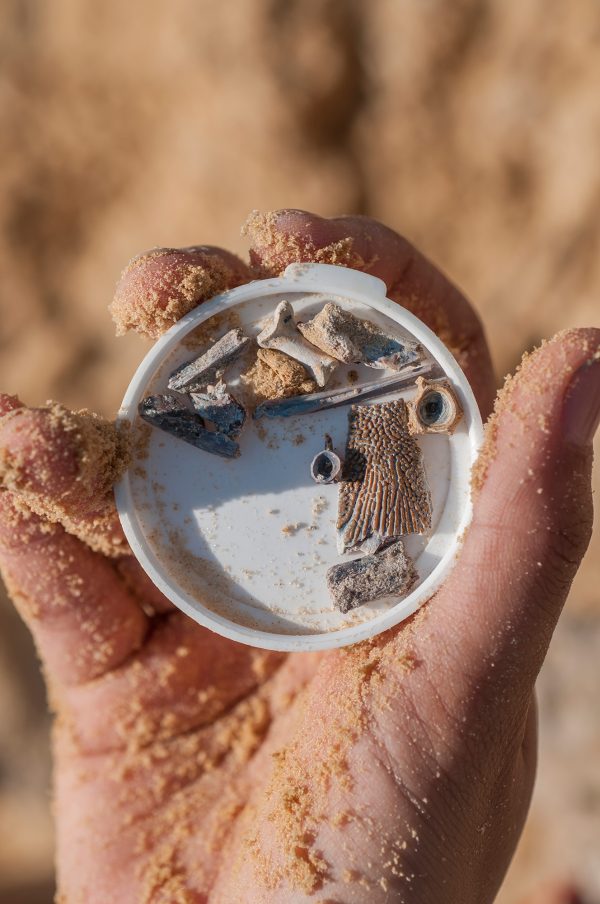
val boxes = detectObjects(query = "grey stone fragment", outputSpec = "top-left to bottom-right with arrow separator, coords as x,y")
138,394 -> 239,459
189,383 -> 246,437
326,539 -> 418,613
168,328 -> 251,392
298,303 -> 422,370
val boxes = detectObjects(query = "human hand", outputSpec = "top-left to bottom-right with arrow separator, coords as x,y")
0,210 -> 597,903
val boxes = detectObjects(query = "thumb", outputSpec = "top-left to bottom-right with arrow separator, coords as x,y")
431,328 -> 599,694
517,884 -> 585,904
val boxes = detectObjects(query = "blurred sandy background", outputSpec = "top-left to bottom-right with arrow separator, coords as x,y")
0,1 -> 598,901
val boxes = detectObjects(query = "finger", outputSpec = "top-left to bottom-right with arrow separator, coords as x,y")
115,555 -> 176,614
0,393 -> 23,416
62,612 -> 286,752
0,395 -> 129,557
518,884 -> 585,904
431,328 -> 599,701
0,493 -> 147,684
110,245 -> 253,339
243,208 -> 495,416
0,398 -> 207,613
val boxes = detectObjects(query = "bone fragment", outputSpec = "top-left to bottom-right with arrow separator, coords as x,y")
336,399 -> 432,554
240,348 -> 317,404
168,328 -> 251,392
257,301 -> 338,387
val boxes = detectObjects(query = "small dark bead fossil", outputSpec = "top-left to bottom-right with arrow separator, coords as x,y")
310,449 -> 342,484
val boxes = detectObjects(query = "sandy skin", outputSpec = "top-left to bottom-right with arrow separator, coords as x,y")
0,210 -> 598,903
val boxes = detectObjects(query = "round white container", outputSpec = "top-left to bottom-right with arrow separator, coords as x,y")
115,263 -> 483,651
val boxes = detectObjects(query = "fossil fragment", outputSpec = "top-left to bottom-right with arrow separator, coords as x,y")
168,328 -> 251,392
190,383 -> 246,437
337,398 -> 432,554
350,533 -> 388,556
408,377 -> 463,435
241,347 -> 317,404
326,539 -> 418,613
298,303 -> 422,370
257,300 -> 338,387
138,394 -> 239,459
310,435 -> 342,484
253,361 -> 442,420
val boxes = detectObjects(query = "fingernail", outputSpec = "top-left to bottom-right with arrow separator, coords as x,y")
563,357 -> 600,447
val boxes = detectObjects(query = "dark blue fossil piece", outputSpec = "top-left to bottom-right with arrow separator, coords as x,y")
310,434 -> 342,484
189,384 -> 246,438
138,394 -> 239,459
253,361 -> 441,420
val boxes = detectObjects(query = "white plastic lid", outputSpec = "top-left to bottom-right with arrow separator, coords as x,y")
115,263 -> 483,651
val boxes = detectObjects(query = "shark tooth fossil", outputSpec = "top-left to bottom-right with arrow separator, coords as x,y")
138,394 -> 240,459
257,300 -> 338,387
168,328 -> 252,393
336,398 -> 432,554
298,303 -> 422,370
326,538 -> 418,612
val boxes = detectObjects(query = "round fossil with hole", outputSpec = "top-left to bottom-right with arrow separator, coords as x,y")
409,378 -> 463,435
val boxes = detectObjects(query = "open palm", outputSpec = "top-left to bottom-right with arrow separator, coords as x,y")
0,210 -> 597,904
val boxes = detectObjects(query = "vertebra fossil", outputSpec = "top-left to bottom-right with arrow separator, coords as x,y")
310,434 -> 342,484
253,361 -> 442,420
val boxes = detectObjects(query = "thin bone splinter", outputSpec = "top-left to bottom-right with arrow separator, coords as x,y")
253,361 -> 442,420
